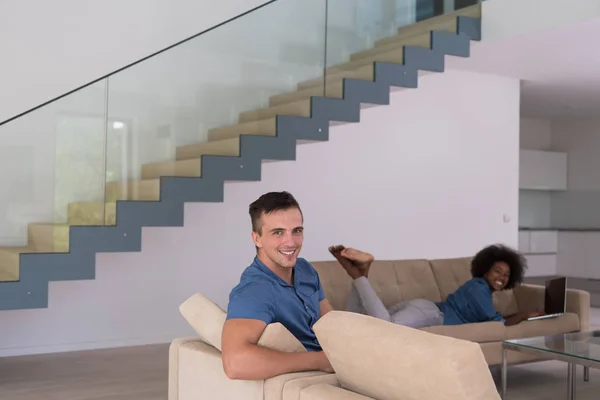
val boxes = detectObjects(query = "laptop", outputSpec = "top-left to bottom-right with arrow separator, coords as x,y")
526,277 -> 567,321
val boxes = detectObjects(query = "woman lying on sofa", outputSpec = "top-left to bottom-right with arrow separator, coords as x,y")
328,244 -> 545,327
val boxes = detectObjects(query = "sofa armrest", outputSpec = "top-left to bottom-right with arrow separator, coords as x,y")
301,384 -> 375,400
514,284 -> 591,331
169,337 -> 201,400
169,337 -> 265,400
169,336 -> 332,400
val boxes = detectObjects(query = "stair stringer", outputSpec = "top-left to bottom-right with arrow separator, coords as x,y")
0,16 -> 481,310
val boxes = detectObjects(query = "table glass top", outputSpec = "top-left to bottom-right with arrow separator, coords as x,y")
505,330 -> 600,362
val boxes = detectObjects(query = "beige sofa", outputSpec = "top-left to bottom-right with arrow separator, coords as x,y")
312,256 -> 591,366
168,256 -> 590,400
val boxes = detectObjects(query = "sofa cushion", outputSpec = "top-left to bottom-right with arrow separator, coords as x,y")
429,257 -> 519,316
179,292 -> 305,352
312,259 -> 442,311
314,311 -> 501,400
505,312 -> 580,340
420,321 -> 506,343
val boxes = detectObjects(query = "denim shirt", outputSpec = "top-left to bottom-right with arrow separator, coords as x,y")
437,278 -> 505,325
226,257 -> 326,351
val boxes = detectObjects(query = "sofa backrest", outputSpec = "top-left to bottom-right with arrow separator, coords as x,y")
312,259 -> 443,311
313,256 -> 519,316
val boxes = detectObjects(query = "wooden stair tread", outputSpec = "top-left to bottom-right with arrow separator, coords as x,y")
271,77 -> 361,106
207,118 -> 277,142
105,179 -> 161,201
0,246 -> 34,254
141,158 -> 202,180
175,137 -> 241,162
0,246 -> 41,282
67,202 -> 117,226
238,98 -> 311,124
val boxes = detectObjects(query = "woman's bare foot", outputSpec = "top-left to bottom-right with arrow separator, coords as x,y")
328,245 -> 374,279
340,247 -> 374,277
328,245 -> 362,279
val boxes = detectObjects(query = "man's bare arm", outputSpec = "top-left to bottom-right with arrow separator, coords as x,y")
221,318 -> 332,380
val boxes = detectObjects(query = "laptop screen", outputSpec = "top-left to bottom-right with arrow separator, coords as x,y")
545,277 -> 567,314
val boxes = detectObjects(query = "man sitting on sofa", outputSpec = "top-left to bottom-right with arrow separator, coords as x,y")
221,191 -> 335,380
328,244 -> 545,328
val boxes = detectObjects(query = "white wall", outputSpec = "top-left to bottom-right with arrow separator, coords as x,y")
0,70 -> 520,356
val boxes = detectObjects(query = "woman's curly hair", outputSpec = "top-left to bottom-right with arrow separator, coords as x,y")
471,244 -> 527,290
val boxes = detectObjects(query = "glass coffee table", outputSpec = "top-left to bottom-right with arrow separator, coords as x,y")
502,330 -> 600,399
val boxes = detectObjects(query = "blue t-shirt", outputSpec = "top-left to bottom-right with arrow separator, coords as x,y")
438,277 -> 505,325
226,256 -> 326,351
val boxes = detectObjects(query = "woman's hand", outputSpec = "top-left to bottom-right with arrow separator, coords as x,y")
526,309 -> 545,318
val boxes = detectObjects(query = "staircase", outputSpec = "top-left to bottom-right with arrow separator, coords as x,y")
0,2 -> 482,310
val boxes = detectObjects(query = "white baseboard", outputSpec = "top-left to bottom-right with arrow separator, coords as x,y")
0,333 -> 180,358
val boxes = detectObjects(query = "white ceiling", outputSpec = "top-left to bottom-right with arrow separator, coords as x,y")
445,15 -> 600,118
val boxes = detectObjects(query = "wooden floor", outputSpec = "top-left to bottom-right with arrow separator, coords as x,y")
0,344 -> 169,400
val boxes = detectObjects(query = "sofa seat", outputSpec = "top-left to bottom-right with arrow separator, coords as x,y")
421,321 -> 506,343
505,312 -> 580,340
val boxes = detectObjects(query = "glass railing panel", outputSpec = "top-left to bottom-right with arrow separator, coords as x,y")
105,0 -> 328,199
323,0 -> 483,95
0,80 -> 108,282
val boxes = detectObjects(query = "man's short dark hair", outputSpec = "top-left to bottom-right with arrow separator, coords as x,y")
249,191 -> 302,235
471,244 -> 527,290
